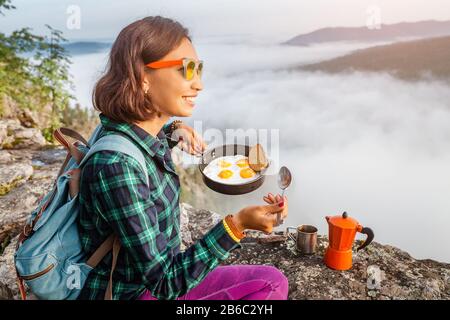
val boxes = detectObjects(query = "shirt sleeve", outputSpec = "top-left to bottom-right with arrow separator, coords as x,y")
162,122 -> 178,149
89,158 -> 241,300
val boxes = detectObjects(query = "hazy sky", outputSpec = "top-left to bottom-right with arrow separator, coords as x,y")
1,0 -> 450,41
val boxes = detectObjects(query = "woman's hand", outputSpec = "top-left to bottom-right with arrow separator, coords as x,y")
232,194 -> 288,234
171,122 -> 207,155
263,193 -> 289,227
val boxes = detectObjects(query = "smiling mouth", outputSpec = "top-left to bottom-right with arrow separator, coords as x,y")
182,96 -> 196,104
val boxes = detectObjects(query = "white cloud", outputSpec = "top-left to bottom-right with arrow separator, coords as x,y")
68,36 -> 450,263
186,41 -> 450,262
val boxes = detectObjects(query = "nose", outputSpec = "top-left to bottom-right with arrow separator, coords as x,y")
191,71 -> 203,91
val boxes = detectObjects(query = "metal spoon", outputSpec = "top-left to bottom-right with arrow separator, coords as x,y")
276,166 -> 292,226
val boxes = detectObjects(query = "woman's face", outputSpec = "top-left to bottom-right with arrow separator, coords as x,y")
144,37 -> 203,118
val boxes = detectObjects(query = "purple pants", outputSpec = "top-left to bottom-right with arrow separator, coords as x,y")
138,265 -> 289,300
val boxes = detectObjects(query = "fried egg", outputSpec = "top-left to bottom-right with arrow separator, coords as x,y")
236,158 -> 249,168
218,159 -> 232,168
203,155 -> 260,185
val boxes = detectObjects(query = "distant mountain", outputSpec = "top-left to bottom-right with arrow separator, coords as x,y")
299,35 -> 450,82
63,41 -> 112,55
284,20 -> 450,46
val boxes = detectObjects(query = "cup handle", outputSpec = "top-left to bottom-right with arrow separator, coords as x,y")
285,227 -> 297,242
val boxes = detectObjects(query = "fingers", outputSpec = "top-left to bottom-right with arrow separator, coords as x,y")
187,131 -> 200,155
263,193 -> 284,206
177,128 -> 206,155
263,195 -> 288,224
179,138 -> 202,155
268,193 -> 276,203
263,196 -> 272,204
201,140 -> 208,151
280,195 -> 288,220
263,193 -> 276,204
256,195 -> 289,232
192,134 -> 202,153
193,141 -> 206,155
193,131 -> 207,153
179,141 -> 194,155
264,201 -> 284,214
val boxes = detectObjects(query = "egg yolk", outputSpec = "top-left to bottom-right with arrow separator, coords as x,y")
218,169 -> 233,179
240,168 -> 256,179
218,160 -> 232,168
236,158 -> 249,168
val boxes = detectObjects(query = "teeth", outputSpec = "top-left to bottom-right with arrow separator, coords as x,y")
183,96 -> 196,103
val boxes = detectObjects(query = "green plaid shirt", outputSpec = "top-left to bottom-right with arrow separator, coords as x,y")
77,113 -> 240,300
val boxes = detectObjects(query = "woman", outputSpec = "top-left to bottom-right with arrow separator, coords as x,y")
78,16 -> 289,300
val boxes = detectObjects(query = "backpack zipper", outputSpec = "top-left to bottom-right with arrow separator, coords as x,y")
20,263 -> 55,281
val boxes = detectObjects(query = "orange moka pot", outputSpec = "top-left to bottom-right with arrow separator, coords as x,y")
324,212 -> 374,271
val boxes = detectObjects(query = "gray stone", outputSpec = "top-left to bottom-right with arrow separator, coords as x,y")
222,231 -> 450,300
16,104 -> 53,129
33,147 -> 67,165
0,126 -> 6,147
182,202 -> 222,242
0,235 -> 19,300
0,120 -> 19,147
0,161 -> 34,195
179,203 -> 193,251
0,151 -> 12,164
0,120 -> 48,150
0,172 -> 56,246
0,95 -> 52,130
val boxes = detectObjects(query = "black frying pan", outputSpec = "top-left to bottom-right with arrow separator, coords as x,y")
198,144 -> 267,195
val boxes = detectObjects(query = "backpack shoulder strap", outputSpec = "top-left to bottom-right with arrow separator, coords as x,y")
81,133 -> 149,299
79,133 -> 149,186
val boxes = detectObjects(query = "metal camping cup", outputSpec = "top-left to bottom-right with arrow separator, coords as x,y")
285,225 -> 318,255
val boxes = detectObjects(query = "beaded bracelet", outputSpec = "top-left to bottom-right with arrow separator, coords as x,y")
222,219 -> 241,243
224,214 -> 246,240
170,120 -> 183,133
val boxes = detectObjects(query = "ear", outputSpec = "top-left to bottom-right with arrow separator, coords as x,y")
142,75 -> 151,93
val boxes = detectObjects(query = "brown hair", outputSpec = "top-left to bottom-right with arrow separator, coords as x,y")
93,16 -> 191,123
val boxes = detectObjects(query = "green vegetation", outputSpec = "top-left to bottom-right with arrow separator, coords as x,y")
0,0 -> 98,142
0,175 -> 23,196
60,102 -> 99,140
1,137 -> 24,149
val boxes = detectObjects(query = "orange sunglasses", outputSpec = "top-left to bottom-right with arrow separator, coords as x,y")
146,58 -> 203,81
